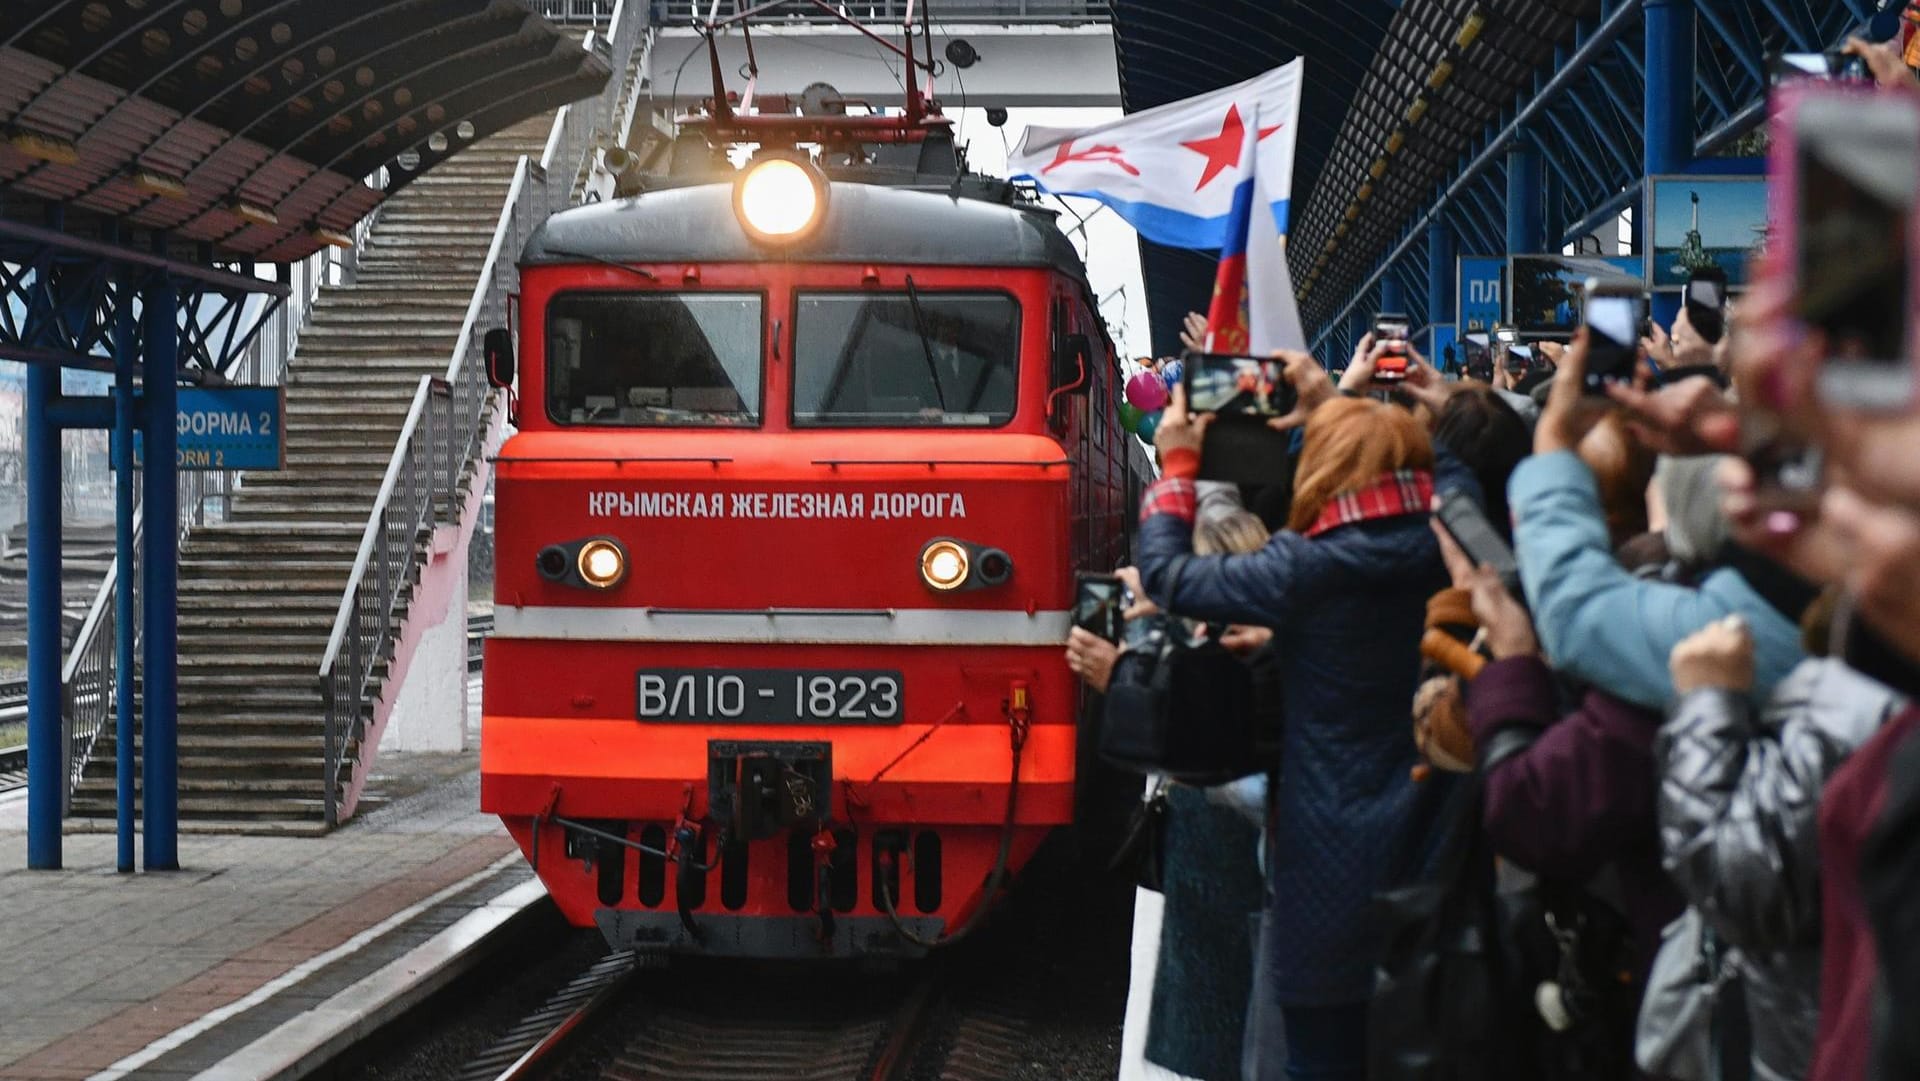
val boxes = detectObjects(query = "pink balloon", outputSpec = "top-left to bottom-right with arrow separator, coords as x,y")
1125,370 -> 1170,411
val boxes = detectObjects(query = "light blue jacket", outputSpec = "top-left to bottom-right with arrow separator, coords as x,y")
1509,450 -> 1805,711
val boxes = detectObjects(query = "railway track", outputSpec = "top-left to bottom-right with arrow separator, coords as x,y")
454,957 -> 962,1081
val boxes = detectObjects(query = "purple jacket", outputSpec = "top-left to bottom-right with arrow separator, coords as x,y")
1465,655 -> 1685,979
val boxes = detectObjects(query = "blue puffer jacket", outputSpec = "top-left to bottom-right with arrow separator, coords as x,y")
1135,453 -> 1478,1005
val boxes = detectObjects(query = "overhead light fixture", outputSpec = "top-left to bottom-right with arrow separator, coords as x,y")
1456,10 -> 1486,49
229,199 -> 278,227
1406,98 -> 1430,124
1345,205 -> 1360,220
130,168 -> 187,199
8,126 -> 79,165
310,226 -> 354,248
1386,129 -> 1406,155
1334,222 -> 1350,238
1369,157 -> 1389,179
1357,184 -> 1373,202
1428,60 -> 1455,89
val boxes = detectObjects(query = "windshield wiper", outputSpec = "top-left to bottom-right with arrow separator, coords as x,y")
541,247 -> 657,281
903,274 -> 948,412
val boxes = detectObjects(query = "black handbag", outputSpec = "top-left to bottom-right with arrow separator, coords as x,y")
1099,559 -> 1261,785
1107,781 -> 1170,892
1370,776 -> 1641,1081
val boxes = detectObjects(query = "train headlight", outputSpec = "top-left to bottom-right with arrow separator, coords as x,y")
576,538 -> 628,590
919,540 -> 971,592
733,156 -> 827,244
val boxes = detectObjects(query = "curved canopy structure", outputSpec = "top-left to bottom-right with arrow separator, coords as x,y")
1112,0 -> 1873,352
0,0 -> 610,263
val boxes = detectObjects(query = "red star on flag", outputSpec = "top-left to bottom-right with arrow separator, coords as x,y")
1180,104 -> 1284,191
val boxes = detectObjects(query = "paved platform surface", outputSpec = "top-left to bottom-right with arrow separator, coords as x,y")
0,737 -> 535,1081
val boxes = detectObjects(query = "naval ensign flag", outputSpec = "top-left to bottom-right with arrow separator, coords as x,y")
1010,59 -> 1308,353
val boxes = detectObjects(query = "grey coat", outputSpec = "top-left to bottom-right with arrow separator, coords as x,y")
1656,658 -> 1907,1081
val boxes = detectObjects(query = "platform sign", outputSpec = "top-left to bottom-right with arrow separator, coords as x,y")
117,386 -> 285,471
1457,256 -> 1506,334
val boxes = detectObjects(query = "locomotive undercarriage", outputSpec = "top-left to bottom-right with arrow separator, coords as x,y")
505,730 -> 1047,959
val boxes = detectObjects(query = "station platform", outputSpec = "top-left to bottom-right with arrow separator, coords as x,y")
0,742 -> 539,1081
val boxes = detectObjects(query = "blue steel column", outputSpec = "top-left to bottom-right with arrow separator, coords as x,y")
1506,146 -> 1545,255
1646,0 -> 1695,326
1379,275 -> 1406,315
1427,223 -> 1456,326
113,275 -> 137,873
141,275 -> 179,871
25,361 -> 63,869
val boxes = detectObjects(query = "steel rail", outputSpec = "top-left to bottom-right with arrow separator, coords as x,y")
452,952 -> 639,1081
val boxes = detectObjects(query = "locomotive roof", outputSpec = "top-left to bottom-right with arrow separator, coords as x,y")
520,181 -> 1089,282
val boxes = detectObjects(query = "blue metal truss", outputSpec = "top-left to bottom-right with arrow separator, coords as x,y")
0,220 -> 288,375
1308,0 -> 1878,352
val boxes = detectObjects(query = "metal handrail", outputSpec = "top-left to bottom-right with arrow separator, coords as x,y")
54,206 -> 380,812
315,0 -> 644,825
650,0 -> 1111,22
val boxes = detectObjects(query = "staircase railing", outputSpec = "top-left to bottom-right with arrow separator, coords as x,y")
56,210 -> 379,812
316,0 -> 642,827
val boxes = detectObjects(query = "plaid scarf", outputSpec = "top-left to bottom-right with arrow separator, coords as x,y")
1302,469 -> 1434,538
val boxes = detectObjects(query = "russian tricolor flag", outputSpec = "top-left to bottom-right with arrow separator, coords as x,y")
1009,61 -> 1307,354
1203,105 -> 1305,355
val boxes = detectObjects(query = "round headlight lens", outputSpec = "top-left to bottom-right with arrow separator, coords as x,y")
920,540 -> 970,592
576,539 -> 627,589
734,157 -> 825,242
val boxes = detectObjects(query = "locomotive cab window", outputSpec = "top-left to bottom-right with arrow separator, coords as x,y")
546,292 -> 762,426
792,292 -> 1019,427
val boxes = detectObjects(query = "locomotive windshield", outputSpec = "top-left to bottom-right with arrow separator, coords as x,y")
792,292 -> 1019,427
546,292 -> 762,426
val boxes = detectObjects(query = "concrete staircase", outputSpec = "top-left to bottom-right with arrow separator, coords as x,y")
67,116 -> 553,833
0,522 -> 115,673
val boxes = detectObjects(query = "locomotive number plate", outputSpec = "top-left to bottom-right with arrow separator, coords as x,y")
636,669 -> 904,725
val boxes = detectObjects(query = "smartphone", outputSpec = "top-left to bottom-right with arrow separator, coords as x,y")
1580,279 -> 1646,394
1183,352 -> 1300,417
1373,313 -> 1411,382
1783,88 -> 1920,411
1684,267 -> 1729,345
1741,416 -> 1826,523
1073,573 -> 1126,644
1493,324 -> 1521,346
1182,352 -> 1298,487
1435,490 -> 1523,600
1776,50 -> 1871,84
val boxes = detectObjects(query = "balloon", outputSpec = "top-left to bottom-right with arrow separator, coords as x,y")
1135,410 -> 1162,442
1118,402 -> 1145,433
1125,370 -> 1170,411
1160,359 -> 1184,390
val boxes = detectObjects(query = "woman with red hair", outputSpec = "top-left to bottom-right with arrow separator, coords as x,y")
1136,345 -> 1481,1081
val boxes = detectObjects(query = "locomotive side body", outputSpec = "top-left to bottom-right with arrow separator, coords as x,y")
480,183 -> 1140,957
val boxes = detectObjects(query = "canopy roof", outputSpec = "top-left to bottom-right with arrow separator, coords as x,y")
0,0 -> 610,264
1110,0 -> 1591,351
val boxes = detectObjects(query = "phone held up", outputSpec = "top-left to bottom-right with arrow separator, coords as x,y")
1770,50 -> 1870,85
1434,490 -> 1524,602
1773,81 -> 1920,412
1073,573 -> 1128,645
1579,278 -> 1647,395
1684,267 -> 1729,345
1373,313 -> 1411,382
1182,351 -> 1297,487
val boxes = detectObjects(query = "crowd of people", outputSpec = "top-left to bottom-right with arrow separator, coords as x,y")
1069,46 -> 1920,1081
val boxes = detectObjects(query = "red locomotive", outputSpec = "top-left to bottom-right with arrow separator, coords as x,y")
479,9 -> 1148,958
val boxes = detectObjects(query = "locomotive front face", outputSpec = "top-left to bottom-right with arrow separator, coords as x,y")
479,204 -> 1126,958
